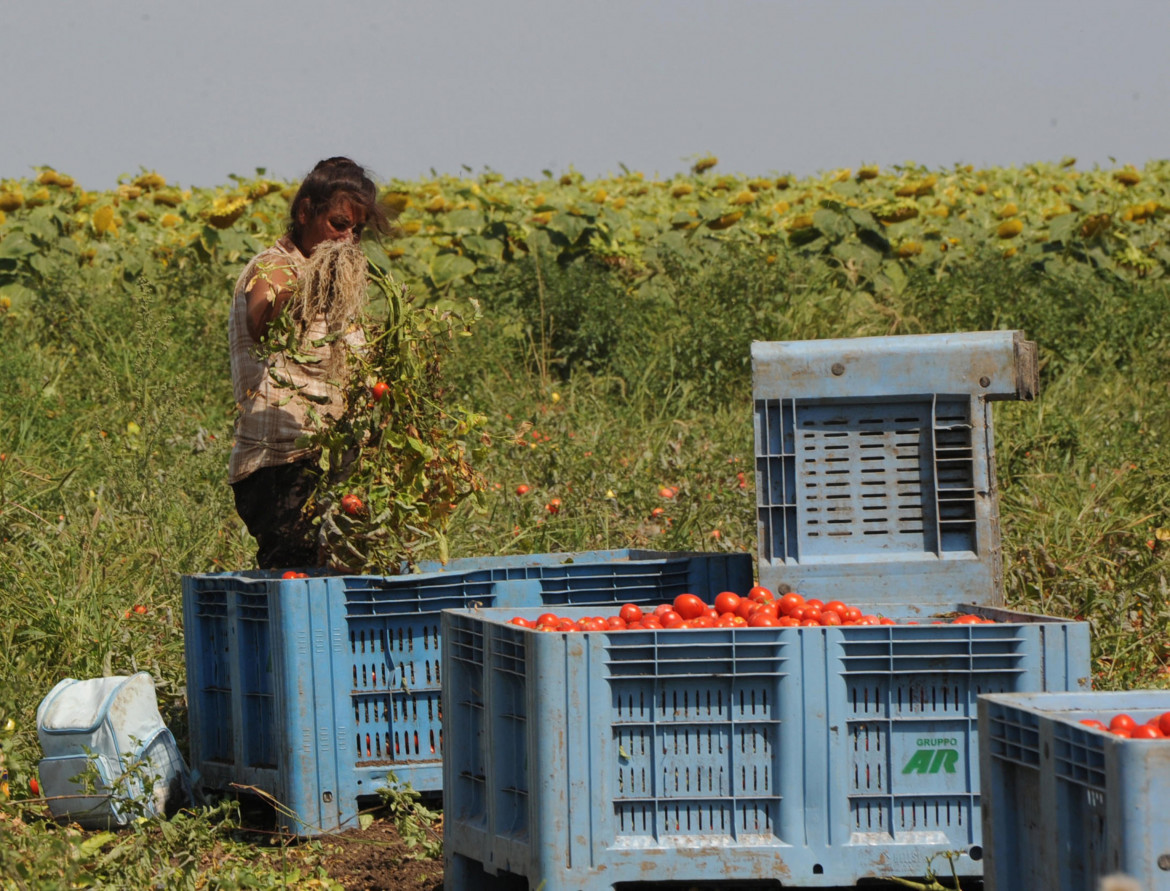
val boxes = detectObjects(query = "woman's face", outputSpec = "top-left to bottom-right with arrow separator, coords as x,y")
297,195 -> 367,255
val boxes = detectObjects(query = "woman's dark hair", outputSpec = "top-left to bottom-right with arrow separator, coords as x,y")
286,157 -> 389,243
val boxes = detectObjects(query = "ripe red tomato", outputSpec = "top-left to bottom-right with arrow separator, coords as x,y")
823,600 -> 847,617
735,599 -> 757,620
818,611 -> 842,627
536,612 -> 559,627
606,616 -> 627,629
804,598 -> 825,612
659,486 -> 676,499
510,616 -> 535,628
1159,712 -> 1170,737
619,603 -> 643,623
878,617 -> 897,626
714,591 -> 742,615
1079,719 -> 1107,730
516,484 -> 530,496
703,606 -> 720,621
841,607 -> 863,624
749,612 -> 779,627
1130,725 -> 1162,739
372,381 -> 390,401
800,618 -> 821,627
546,498 -> 562,514
952,614 -> 981,625
777,593 -> 804,615
673,593 -> 707,620
29,777 -> 39,796
748,585 -> 773,603
340,493 -> 363,515
281,571 -> 299,579
653,603 -> 674,618
1109,714 -> 1137,733
641,616 -> 664,629
133,604 -> 148,614
777,616 -> 800,627
802,608 -> 823,624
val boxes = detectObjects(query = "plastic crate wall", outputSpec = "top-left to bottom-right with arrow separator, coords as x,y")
752,331 -> 1037,610
181,549 -> 752,835
442,604 -> 1089,890
980,690 -> 1170,891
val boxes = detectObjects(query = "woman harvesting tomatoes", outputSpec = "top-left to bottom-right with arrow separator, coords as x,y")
228,157 -> 388,569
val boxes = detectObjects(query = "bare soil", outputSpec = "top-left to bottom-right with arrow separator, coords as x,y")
316,817 -> 443,891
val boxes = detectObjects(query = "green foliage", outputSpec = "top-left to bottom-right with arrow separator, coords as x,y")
0,798 -> 343,889
376,772 -> 442,861
1,161 -> 1169,882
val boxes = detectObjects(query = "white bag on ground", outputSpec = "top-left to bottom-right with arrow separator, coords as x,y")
36,672 -> 191,828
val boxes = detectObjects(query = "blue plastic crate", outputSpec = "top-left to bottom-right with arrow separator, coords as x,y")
752,331 -> 1038,611
442,603 -> 1089,890
180,548 -> 751,835
980,690 -> 1170,891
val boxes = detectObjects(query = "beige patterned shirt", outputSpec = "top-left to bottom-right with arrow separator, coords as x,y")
227,236 -> 361,483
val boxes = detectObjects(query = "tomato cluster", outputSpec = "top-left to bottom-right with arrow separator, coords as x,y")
506,586 -> 995,631
1080,712 -> 1170,739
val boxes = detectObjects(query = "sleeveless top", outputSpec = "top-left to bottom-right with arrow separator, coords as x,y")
227,236 -> 362,483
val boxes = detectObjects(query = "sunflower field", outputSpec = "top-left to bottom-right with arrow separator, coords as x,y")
1,155 -> 1169,886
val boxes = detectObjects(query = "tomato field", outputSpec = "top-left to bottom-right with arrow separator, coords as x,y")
1,156 -> 1169,887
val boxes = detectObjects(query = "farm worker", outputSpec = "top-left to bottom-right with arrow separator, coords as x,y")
228,157 -> 388,569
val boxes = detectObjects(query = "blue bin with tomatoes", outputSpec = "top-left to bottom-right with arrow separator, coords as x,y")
979,689 -> 1170,891
180,548 -> 752,835
441,601 -> 1089,890
438,332 -> 1093,888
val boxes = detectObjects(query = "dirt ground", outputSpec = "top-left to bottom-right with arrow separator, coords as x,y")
315,817 -> 443,891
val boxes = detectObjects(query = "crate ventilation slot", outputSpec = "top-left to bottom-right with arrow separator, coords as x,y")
757,397 -> 977,562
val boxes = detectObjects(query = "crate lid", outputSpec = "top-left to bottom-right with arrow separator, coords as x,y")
752,330 -> 1037,611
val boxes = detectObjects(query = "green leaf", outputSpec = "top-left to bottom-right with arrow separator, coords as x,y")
546,213 -> 591,244
429,252 -> 476,287
444,209 -> 485,232
0,234 -> 37,260
1047,212 -> 1079,244
358,813 -> 375,830
461,234 -> 505,262
78,832 -> 117,857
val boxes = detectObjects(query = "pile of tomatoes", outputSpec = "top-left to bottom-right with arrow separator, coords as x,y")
506,586 -> 994,631
1080,712 -> 1170,739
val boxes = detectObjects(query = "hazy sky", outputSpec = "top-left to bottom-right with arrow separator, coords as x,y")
6,1 -> 1170,190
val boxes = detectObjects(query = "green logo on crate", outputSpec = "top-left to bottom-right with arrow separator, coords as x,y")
902,738 -> 960,775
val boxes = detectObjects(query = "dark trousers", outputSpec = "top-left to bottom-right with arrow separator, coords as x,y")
231,458 -> 321,570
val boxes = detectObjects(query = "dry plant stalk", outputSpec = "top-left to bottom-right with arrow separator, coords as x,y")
288,239 -> 369,375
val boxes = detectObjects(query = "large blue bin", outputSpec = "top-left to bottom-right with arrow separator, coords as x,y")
980,689 -> 1170,891
181,549 -> 752,835
442,602 -> 1089,889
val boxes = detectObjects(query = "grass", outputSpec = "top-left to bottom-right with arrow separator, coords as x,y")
0,233 -> 1168,885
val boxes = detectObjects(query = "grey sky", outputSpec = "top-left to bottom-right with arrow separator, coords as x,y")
5,1 -> 1169,190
